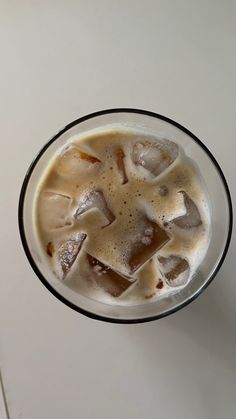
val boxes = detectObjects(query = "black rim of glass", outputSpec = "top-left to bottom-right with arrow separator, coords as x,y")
18,108 -> 233,324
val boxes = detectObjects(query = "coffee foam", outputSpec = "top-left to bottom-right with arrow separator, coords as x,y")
34,128 -> 211,305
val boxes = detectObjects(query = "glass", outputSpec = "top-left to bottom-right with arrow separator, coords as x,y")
18,109 -> 233,323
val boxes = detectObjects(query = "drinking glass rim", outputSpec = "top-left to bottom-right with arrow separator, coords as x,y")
18,108 -> 233,324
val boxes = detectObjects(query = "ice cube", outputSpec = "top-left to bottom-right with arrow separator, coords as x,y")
57,232 -> 86,279
74,190 -> 115,226
87,254 -> 133,297
55,144 -> 101,178
158,255 -> 190,287
39,191 -> 72,230
172,191 -> 202,228
115,146 -> 128,184
136,258 -> 160,299
132,139 -> 178,177
128,216 -> 170,273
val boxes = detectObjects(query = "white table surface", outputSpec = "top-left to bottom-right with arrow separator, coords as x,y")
0,1 -> 235,418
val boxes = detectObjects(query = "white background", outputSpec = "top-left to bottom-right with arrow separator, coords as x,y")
0,1 -> 235,418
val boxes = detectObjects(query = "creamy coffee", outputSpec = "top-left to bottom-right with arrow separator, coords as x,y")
34,128 -> 211,304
